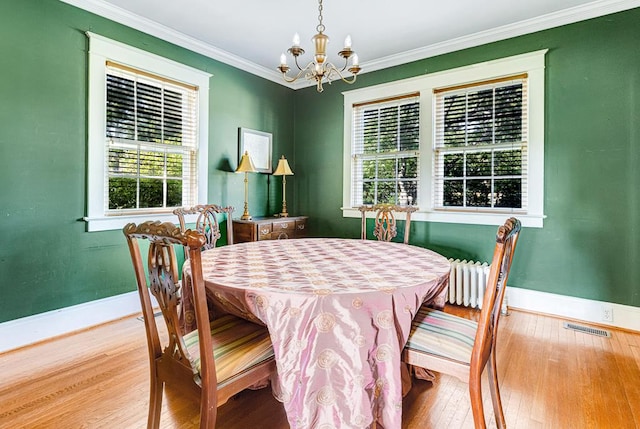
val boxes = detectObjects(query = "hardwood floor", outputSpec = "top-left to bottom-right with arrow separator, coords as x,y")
1,307 -> 638,428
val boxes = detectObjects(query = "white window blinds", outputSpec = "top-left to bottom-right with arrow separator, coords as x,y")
433,74 -> 528,211
105,61 -> 198,213
351,93 -> 420,206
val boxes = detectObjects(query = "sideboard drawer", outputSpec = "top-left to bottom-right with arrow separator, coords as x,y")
270,230 -> 292,240
271,220 -> 295,240
272,220 -> 295,232
257,223 -> 272,240
295,218 -> 307,238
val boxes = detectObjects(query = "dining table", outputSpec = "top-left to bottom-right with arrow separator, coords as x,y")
181,238 -> 450,429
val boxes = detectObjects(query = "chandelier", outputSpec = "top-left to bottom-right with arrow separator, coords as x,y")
277,0 -> 361,92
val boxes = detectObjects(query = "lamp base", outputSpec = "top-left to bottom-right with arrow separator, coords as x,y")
240,214 -> 252,220
279,212 -> 289,217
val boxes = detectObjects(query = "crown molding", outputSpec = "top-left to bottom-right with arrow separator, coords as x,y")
364,0 -> 640,74
59,0 -> 289,87
60,0 -> 640,90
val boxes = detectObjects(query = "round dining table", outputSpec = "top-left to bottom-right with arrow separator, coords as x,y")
182,238 -> 450,429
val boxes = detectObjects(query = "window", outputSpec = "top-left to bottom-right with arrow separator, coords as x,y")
86,33 -> 211,232
434,75 -> 527,212
106,63 -> 197,212
343,50 -> 546,227
352,94 -> 420,206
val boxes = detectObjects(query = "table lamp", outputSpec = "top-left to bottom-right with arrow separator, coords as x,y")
236,151 -> 257,220
273,155 -> 294,217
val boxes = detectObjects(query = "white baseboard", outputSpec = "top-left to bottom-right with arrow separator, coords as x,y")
0,291 -> 142,354
1,287 -> 638,354
506,287 -> 640,332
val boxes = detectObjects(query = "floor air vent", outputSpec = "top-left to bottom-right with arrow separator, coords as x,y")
563,322 -> 611,338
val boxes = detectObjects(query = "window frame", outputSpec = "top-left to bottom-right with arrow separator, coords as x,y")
342,50 -> 547,228
433,75 -> 528,211
352,94 -> 421,206
85,32 -> 211,232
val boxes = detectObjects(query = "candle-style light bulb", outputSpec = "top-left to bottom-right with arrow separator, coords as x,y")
344,35 -> 352,49
292,33 -> 300,47
352,54 -> 359,66
280,53 -> 287,66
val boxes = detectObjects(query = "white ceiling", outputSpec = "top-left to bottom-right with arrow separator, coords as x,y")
63,0 -> 639,89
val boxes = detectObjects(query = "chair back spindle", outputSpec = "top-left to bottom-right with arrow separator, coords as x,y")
174,204 -> 235,259
358,203 -> 418,244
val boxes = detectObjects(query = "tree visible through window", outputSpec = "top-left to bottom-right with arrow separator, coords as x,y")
434,75 -> 528,211
105,63 -> 198,212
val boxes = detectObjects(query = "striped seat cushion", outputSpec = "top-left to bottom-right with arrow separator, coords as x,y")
405,306 -> 478,364
184,314 -> 274,385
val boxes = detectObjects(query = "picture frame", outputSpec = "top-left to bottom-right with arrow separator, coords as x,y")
238,128 -> 273,173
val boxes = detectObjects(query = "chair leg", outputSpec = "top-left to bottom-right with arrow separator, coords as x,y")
469,371 -> 487,429
148,375 -> 163,429
488,351 -> 506,429
199,383 -> 218,428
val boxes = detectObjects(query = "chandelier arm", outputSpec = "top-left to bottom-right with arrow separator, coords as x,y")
339,57 -> 349,73
325,64 -> 358,85
323,63 -> 338,81
341,74 -> 358,85
281,62 -> 316,83
293,55 -> 305,71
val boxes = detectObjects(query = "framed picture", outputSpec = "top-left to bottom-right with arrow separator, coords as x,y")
238,128 -> 272,173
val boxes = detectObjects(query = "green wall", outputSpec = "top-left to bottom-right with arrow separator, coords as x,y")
0,0 -> 294,322
293,8 -> 640,308
1,1 -> 639,324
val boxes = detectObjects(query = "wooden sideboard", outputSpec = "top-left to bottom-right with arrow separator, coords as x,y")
233,216 -> 308,243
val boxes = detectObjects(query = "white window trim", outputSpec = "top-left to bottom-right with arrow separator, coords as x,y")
85,32 -> 211,232
343,50 -> 547,228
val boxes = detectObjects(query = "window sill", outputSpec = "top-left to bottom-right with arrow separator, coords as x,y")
83,213 -> 200,232
342,207 -> 544,228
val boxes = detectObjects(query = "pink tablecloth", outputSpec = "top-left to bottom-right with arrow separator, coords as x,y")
183,238 -> 450,429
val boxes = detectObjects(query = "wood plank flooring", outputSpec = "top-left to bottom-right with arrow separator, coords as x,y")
1,307 -> 638,428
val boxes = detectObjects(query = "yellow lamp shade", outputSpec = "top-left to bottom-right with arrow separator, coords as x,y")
273,156 -> 294,176
236,151 -> 257,173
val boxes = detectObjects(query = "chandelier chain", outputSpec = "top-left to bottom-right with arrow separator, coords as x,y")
316,0 -> 325,33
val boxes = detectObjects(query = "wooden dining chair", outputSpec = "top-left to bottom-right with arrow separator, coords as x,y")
174,204 -> 235,259
359,203 -> 418,244
123,221 -> 276,428
403,217 -> 521,429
